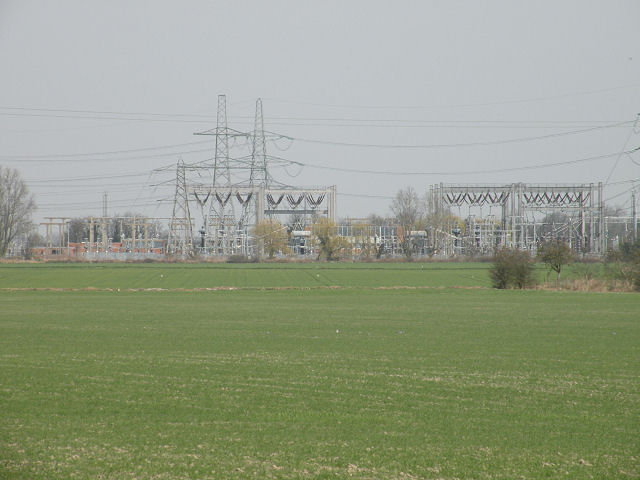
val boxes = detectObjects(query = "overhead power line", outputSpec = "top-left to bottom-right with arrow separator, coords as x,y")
8,119 -> 628,166
262,82 -> 640,110
31,185 -> 162,196
338,192 -> 394,200
37,199 -> 173,213
247,120 -> 631,129
286,147 -> 640,176
28,181 -> 173,191
0,111 -> 218,124
605,114 -> 640,185
272,120 -> 633,149
4,148 -> 214,164
1,105 -> 633,128
26,171 -> 158,183
0,105 -> 218,119
0,139 -> 212,160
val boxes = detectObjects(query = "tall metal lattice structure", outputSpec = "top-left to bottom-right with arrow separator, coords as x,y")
238,99 -> 270,228
250,98 -> 270,188
430,182 -> 605,256
167,159 -> 194,256
179,96 -> 337,257
203,95 -> 237,255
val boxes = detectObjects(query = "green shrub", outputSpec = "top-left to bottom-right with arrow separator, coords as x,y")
490,248 -> 535,289
226,254 -> 251,264
632,264 -> 640,292
573,262 -> 595,281
619,240 -> 640,262
606,240 -> 640,292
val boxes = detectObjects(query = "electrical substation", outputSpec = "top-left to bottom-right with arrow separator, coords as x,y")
166,95 -> 337,257
25,96 -> 639,260
428,183 -> 607,257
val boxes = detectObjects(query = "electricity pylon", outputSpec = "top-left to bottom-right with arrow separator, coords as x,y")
167,159 -> 193,256
238,98 -> 270,228
204,94 -> 236,254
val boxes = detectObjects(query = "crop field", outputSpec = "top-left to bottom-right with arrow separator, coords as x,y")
0,262 -> 495,290
1,263 -> 639,479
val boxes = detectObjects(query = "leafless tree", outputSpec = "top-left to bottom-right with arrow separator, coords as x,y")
390,186 -> 424,257
0,167 -> 36,257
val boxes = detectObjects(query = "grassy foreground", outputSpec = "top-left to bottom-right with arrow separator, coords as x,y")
0,264 -> 639,479
0,262 -> 494,290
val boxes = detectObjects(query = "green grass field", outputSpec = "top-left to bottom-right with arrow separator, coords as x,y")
1,263 -> 638,479
0,262 -> 494,290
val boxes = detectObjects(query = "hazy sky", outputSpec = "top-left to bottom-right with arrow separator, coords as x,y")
1,1 -> 639,226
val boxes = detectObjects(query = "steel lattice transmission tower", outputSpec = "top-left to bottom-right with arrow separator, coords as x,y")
205,94 -> 236,254
214,94 -> 232,189
187,96 -> 338,257
250,98 -> 270,188
238,98 -> 270,228
167,159 -> 193,256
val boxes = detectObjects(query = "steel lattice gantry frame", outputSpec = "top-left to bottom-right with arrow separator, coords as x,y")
430,182 -> 605,255
189,184 -> 337,255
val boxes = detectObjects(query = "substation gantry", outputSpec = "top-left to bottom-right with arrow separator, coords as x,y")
189,184 -> 336,255
430,182 -> 605,256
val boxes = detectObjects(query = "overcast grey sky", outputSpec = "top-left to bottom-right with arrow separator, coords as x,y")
1,0 -> 639,225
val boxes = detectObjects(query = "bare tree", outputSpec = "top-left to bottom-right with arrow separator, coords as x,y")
390,187 -> 424,258
366,213 -> 392,226
0,167 -> 36,257
423,194 -> 461,257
